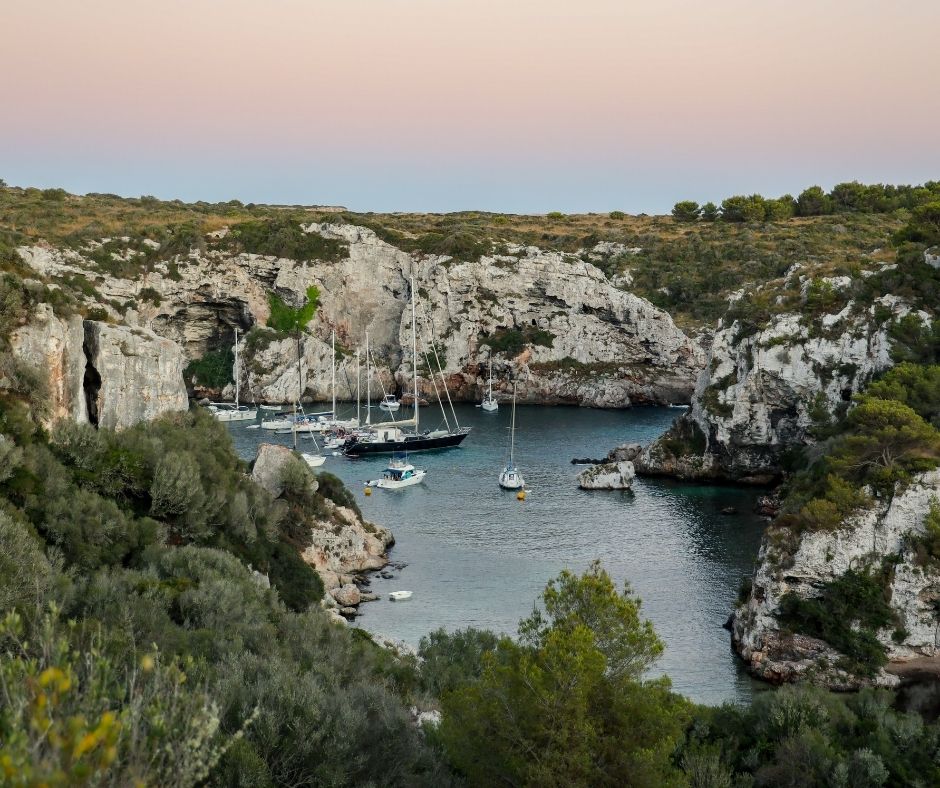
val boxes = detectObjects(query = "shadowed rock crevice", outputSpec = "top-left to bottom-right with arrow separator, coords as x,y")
81,332 -> 102,428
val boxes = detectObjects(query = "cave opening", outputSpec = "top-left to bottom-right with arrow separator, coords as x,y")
83,341 -> 102,427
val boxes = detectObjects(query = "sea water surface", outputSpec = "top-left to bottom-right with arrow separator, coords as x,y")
228,403 -> 768,706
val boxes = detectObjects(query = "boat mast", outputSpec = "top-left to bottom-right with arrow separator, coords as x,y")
488,356 -> 493,403
411,277 -> 419,434
294,331 -> 301,452
356,348 -> 361,426
509,380 -> 517,466
331,329 -> 336,422
365,330 -> 371,426
234,327 -> 240,409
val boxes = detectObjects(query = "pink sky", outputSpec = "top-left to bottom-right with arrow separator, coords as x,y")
3,0 -> 938,211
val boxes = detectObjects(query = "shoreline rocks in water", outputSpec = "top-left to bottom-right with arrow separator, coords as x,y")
250,442 -> 393,618
577,460 -> 635,490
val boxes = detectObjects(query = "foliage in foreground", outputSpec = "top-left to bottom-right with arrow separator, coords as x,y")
0,405 -> 445,786
429,562 -> 692,787
681,684 -> 940,787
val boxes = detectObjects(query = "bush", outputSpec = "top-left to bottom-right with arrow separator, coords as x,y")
267,286 -> 319,333
184,347 -> 234,390
672,201 -> 701,223
228,218 -> 347,262
483,326 -> 555,356
778,568 -> 894,675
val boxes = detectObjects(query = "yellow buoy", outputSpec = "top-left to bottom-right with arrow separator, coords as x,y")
364,486 -> 372,496
517,490 -> 526,501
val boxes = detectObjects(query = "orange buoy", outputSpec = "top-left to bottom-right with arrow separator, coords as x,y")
517,490 -> 526,501
364,486 -> 372,496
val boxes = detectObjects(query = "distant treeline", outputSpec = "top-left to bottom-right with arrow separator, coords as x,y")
671,181 -> 940,223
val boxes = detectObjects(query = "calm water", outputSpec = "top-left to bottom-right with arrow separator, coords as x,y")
227,403 -> 767,705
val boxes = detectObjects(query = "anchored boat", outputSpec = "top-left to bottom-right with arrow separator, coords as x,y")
365,455 -> 426,490
213,328 -> 257,422
498,381 -> 525,490
344,277 -> 471,456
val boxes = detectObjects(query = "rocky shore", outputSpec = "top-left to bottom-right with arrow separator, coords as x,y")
250,443 -> 394,622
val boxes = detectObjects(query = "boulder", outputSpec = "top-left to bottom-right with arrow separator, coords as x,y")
331,583 -> 361,607
607,442 -> 643,462
577,461 -> 635,490
251,443 -> 317,498
83,320 -> 188,430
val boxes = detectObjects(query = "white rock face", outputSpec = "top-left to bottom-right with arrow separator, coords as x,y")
301,500 -> 393,578
637,296 -> 918,483
18,225 -> 703,408
733,470 -> 940,688
9,304 -> 88,427
577,461 -> 635,490
925,247 -> 939,270
83,321 -> 188,431
249,443 -> 392,593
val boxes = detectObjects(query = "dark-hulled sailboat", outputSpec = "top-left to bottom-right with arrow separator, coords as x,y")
344,278 -> 470,456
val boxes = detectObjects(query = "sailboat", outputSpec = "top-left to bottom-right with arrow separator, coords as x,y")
481,357 -> 498,412
213,327 -> 257,422
344,278 -> 471,456
498,381 -> 525,490
285,331 -> 325,467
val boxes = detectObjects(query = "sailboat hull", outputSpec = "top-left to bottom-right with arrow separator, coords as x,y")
481,399 -> 498,412
344,429 -> 470,456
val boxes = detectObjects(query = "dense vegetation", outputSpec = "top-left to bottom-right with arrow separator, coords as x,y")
183,347 -> 234,390
4,389 -> 940,783
4,179 -> 933,329
671,181 -> 940,224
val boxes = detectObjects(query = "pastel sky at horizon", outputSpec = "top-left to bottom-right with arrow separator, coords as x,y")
3,0 -> 939,213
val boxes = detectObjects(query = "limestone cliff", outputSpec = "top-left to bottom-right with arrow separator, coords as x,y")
635,294 -> 921,484
9,303 -> 87,426
83,321 -> 188,431
732,470 -> 940,689
16,223 -> 702,408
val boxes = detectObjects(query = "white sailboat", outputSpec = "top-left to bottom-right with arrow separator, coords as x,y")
481,357 -> 498,412
285,331 -> 325,467
213,328 -> 257,422
498,382 -> 525,490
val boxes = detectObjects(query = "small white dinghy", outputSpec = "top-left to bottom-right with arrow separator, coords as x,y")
389,591 -> 413,601
301,453 -> 326,468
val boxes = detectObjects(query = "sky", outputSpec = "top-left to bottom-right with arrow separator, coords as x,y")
2,0 -> 939,213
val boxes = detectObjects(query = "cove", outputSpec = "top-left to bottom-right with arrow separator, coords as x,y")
228,403 -> 767,705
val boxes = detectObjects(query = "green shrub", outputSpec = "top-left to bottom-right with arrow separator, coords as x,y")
778,568 -> 894,675
483,326 -> 555,356
266,286 -> 319,333
316,471 -> 362,518
138,286 -> 162,306
228,218 -> 347,262
184,348 -> 234,390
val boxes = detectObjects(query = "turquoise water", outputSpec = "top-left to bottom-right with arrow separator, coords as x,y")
227,403 -> 767,705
